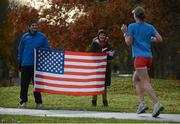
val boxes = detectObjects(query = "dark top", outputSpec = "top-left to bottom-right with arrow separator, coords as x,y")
89,38 -> 113,86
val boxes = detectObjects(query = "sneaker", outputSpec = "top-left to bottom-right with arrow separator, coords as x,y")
103,100 -> 108,107
36,103 -> 43,109
20,102 -> 27,108
152,102 -> 164,117
92,100 -> 97,107
136,102 -> 148,114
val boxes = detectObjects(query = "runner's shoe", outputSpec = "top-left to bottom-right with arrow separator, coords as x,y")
136,102 -> 148,114
152,102 -> 164,117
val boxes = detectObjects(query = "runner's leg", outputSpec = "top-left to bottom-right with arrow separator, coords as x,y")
133,71 -> 145,102
136,68 -> 158,104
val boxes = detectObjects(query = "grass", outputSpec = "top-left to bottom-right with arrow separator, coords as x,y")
0,115 -> 171,123
0,77 -> 180,123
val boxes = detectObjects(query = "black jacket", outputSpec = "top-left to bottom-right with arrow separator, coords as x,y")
89,38 -> 113,86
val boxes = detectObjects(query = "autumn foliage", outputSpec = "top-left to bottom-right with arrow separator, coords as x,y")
1,0 -> 178,80
9,0 -> 172,51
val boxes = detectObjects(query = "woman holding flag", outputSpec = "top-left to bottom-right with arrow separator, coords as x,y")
89,29 -> 114,107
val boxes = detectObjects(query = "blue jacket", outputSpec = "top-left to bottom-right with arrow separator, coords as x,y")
18,31 -> 50,66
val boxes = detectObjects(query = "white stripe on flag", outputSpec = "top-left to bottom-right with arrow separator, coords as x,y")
65,61 -> 107,66
64,68 -> 106,73
34,78 -> 105,85
35,85 -> 105,92
35,71 -> 105,79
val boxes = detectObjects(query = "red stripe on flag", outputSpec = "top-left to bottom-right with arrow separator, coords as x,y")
35,88 -> 105,96
65,51 -> 106,56
35,74 -> 105,82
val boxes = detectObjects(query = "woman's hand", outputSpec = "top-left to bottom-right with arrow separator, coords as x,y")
107,50 -> 115,57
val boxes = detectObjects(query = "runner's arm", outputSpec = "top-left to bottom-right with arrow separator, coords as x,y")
151,33 -> 163,42
124,33 -> 133,46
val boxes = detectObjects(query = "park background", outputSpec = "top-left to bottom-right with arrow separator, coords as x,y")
0,0 -> 180,123
0,0 -> 180,86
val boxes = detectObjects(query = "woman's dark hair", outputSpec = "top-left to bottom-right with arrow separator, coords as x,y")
136,13 -> 145,21
133,6 -> 145,21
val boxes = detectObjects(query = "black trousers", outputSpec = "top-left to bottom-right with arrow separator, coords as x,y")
20,66 -> 42,104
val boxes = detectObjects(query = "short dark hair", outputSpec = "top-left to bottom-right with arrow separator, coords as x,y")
28,19 -> 38,26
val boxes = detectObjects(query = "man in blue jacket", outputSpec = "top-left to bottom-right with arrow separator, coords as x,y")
18,19 -> 50,108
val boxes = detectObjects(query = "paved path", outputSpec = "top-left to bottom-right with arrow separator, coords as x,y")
0,107 -> 180,122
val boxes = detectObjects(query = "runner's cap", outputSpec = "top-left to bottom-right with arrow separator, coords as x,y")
132,6 -> 145,16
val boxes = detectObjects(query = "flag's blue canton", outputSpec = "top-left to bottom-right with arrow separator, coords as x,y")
36,49 -> 64,74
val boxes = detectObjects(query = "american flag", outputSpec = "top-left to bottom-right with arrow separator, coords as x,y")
34,48 -> 107,96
